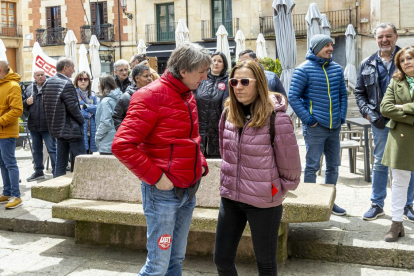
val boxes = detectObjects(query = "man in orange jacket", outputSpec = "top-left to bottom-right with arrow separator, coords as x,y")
0,59 -> 23,209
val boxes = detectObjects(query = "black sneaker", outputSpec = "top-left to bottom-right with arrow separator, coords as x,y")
363,204 -> 385,221
26,173 -> 45,182
404,205 -> 414,222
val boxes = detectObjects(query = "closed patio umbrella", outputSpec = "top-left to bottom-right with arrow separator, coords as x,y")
216,25 -> 231,68
321,14 -> 331,37
234,30 -> 245,62
78,44 -> 91,76
344,24 -> 357,90
175,19 -> 190,48
89,35 -> 101,93
305,3 -> 322,50
273,0 -> 297,94
0,39 -> 7,61
256,33 -> 267,59
64,30 -> 78,77
137,39 -> 146,54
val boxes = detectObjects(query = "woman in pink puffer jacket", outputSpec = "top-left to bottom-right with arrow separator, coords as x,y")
214,61 -> 302,276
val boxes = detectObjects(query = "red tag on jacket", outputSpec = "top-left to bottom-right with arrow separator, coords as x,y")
271,182 -> 278,197
218,83 -> 226,91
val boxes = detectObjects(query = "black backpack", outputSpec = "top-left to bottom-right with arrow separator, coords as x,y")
223,107 -> 276,147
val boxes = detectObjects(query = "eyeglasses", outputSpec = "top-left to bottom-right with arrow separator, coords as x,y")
229,78 -> 256,87
78,78 -> 90,82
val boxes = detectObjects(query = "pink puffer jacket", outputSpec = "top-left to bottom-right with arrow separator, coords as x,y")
219,94 -> 301,208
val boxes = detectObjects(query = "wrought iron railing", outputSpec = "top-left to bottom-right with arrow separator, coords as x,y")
260,8 -> 352,37
80,24 -> 115,43
201,18 -> 239,39
36,27 -> 67,46
145,22 -> 177,43
0,24 -> 22,37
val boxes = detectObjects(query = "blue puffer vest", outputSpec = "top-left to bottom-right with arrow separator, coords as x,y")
289,50 -> 348,129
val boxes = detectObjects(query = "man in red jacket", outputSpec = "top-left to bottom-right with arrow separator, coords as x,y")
112,43 -> 211,276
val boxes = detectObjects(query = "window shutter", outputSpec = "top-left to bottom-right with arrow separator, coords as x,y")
103,2 -> 108,23
57,6 -> 62,27
46,7 -> 52,29
90,2 -> 96,25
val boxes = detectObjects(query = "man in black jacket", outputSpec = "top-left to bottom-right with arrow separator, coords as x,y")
23,69 -> 57,180
355,22 -> 414,222
42,58 -> 85,177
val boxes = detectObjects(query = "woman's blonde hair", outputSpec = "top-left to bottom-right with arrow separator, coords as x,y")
225,61 -> 273,128
393,45 -> 414,81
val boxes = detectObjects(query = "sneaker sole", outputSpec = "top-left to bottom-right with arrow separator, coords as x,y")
362,212 -> 385,221
332,211 -> 347,216
26,176 -> 45,182
0,201 -> 10,204
404,215 -> 414,223
5,202 -> 22,210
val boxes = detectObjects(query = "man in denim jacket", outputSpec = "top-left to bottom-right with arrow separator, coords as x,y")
355,22 -> 414,222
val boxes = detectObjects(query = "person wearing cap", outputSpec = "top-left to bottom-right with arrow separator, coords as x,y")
289,34 -> 348,216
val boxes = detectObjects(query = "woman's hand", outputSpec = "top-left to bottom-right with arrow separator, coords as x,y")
155,174 -> 174,190
395,104 -> 403,110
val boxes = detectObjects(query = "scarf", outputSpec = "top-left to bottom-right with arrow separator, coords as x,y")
406,76 -> 414,98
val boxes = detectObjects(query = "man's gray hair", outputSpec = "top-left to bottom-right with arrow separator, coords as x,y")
167,43 -> 212,79
114,59 -> 129,71
374,23 -> 397,37
56,57 -> 74,72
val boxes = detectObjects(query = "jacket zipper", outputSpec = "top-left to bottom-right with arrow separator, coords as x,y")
310,100 -> 313,114
322,62 -> 332,129
168,144 -> 173,172
185,101 -> 198,185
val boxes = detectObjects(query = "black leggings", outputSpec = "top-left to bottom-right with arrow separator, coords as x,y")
214,197 -> 283,276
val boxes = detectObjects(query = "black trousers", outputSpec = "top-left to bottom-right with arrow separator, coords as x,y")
214,197 -> 283,276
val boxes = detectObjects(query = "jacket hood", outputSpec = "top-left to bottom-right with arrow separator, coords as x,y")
160,72 -> 192,95
270,93 -> 287,112
108,87 -> 122,100
125,83 -> 137,96
306,49 -> 332,65
0,68 -> 20,85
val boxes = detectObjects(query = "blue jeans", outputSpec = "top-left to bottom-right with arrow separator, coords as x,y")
303,124 -> 341,185
139,182 -> 196,276
30,130 -> 57,177
0,138 -> 20,198
370,124 -> 414,208
55,138 -> 86,177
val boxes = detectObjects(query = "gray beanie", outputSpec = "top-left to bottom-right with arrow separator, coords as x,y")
311,34 -> 333,55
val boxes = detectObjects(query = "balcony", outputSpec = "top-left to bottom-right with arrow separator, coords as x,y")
36,28 -> 67,46
145,22 -> 177,43
260,8 -> 352,38
201,18 -> 239,40
80,24 -> 115,43
0,24 -> 22,37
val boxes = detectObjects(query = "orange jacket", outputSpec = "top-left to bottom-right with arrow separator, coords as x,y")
0,69 -> 23,139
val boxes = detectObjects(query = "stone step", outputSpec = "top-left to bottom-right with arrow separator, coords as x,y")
288,215 -> 414,269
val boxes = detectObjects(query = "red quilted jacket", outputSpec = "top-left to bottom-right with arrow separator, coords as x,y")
112,72 -> 208,188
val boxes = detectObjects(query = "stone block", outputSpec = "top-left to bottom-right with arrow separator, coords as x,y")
31,173 -> 72,203
282,183 -> 336,223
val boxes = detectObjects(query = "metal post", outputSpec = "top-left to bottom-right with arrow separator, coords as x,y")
117,0 -> 122,59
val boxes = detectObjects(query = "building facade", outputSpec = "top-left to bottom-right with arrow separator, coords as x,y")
17,0 -> 414,81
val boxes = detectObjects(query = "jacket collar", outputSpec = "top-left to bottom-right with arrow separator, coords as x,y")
366,45 -> 401,67
161,72 -> 192,95
306,50 -> 332,66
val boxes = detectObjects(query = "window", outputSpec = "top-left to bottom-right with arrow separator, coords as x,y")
46,6 -> 61,29
156,3 -> 175,42
90,2 -> 108,25
1,2 -> 16,36
211,0 -> 233,37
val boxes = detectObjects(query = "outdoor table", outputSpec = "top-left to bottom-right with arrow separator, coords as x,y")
346,118 -> 371,182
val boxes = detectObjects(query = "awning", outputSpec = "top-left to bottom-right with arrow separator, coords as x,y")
145,41 -> 236,58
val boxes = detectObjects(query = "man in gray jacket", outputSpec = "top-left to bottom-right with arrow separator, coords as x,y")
42,57 -> 85,177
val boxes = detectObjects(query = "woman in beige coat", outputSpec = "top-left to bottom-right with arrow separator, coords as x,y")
381,45 -> 414,242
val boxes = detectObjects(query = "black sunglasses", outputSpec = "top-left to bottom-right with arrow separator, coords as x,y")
78,77 -> 90,82
229,78 -> 256,87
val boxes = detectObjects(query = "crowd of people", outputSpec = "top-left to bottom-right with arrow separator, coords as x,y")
0,20 -> 413,275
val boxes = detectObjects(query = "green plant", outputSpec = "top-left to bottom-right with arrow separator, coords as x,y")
258,58 -> 283,78
18,118 -> 24,133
